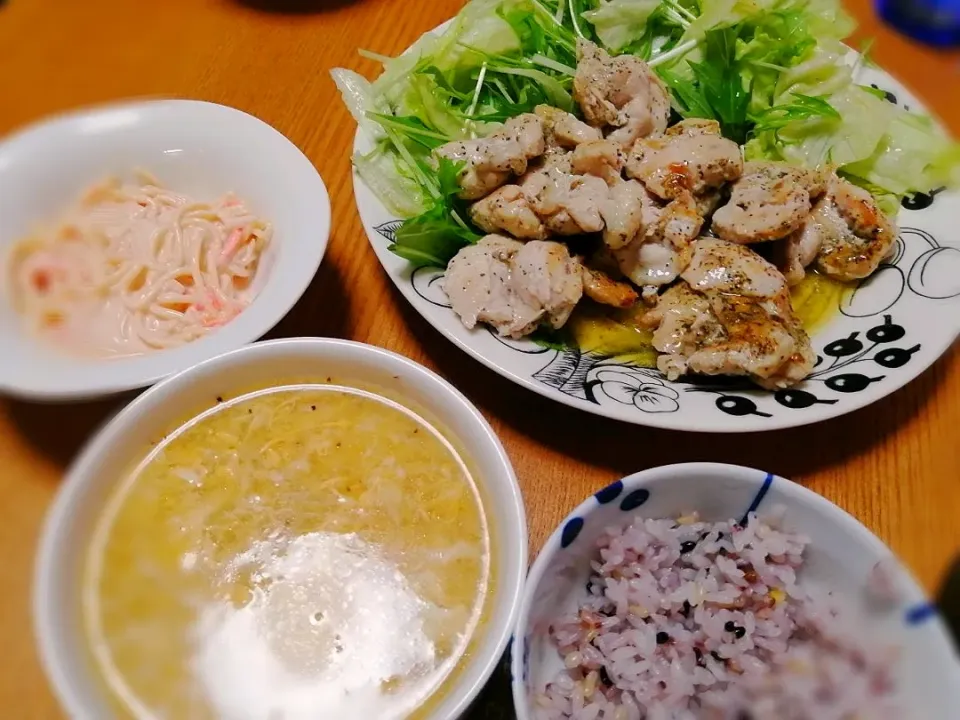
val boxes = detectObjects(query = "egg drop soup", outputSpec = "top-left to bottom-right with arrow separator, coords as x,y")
83,385 -> 491,719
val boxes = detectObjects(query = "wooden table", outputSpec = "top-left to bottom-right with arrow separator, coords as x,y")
1,0 -> 958,716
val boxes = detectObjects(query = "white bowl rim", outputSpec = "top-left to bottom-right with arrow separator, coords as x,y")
510,461 -> 960,718
33,337 -> 528,719
0,99 -> 331,402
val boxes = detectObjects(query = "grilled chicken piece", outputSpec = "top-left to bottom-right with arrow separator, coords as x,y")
535,105 -> 602,149
511,240 -> 584,330
469,185 -> 547,240
573,40 -> 670,147
435,114 -> 545,199
771,174 -> 897,284
812,175 -> 898,281
612,190 -> 703,288
614,236 -> 689,288
571,139 -> 624,186
666,118 -> 723,137
699,290 -> 816,389
580,265 -> 639,308
645,282 -> 726,380
772,221 -> 824,286
471,152 -> 615,241
626,119 -> 743,200
519,160 -> 609,235
443,235 -> 528,333
567,140 -> 656,251
598,179 -> 655,250
644,238 -> 816,388
443,236 -> 582,338
694,188 -> 724,219
657,192 -> 705,248
712,161 -> 826,244
682,237 -> 786,297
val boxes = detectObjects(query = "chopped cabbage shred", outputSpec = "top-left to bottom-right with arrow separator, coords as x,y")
333,0 -> 959,269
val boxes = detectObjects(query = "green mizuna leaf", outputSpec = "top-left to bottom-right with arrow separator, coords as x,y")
390,158 -> 483,268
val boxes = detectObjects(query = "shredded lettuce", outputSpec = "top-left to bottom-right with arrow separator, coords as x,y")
583,0 -> 661,51
334,0 -> 959,268
331,68 -> 388,142
354,147 -> 429,218
333,68 -> 429,217
746,86 -> 891,167
748,80 -> 960,199
843,110 -> 960,197
679,0 -> 777,43
773,49 -> 854,101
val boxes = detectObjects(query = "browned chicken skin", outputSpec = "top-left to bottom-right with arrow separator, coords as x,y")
712,162 -> 826,244
626,119 -> 744,200
770,172 -> 898,284
644,239 -> 815,388
580,265 -> 639,308
813,175 -> 898,281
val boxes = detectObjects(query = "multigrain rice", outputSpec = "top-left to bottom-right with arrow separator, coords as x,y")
535,513 -> 898,720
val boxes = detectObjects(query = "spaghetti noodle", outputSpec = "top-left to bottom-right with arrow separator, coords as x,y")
8,172 -> 271,358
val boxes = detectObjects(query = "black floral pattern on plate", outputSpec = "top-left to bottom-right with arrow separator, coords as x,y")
842,228 -> 960,319
532,350 -> 680,414
374,220 -> 403,242
902,188 -> 946,211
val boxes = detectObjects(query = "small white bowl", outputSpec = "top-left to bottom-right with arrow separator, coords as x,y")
33,338 -> 528,719
0,99 -> 330,401
511,463 -> 960,720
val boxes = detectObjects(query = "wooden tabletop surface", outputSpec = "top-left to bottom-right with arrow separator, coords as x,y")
1,0 -> 958,716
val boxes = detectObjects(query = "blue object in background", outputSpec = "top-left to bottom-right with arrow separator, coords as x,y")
878,0 -> 960,47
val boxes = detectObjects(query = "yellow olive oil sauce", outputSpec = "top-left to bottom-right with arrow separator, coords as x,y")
789,270 -> 852,335
567,272 -> 851,364
84,385 -> 490,720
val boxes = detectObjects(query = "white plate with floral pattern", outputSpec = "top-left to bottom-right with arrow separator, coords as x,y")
352,65 -> 959,433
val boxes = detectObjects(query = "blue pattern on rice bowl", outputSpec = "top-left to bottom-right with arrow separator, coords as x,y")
535,512 -> 898,720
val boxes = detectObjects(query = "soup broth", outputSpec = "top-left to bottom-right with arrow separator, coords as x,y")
84,385 -> 491,719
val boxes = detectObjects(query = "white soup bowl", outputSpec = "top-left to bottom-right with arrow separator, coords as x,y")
34,338 -> 528,719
